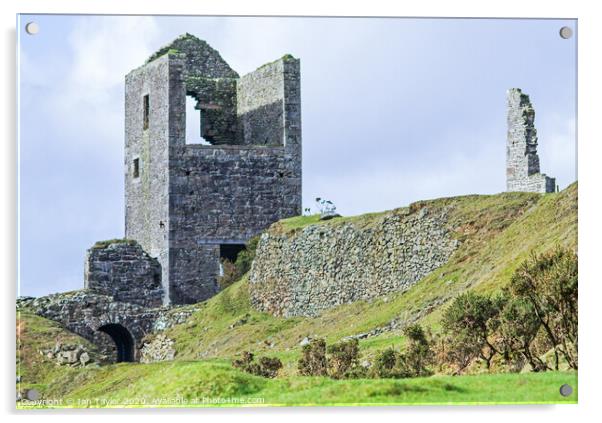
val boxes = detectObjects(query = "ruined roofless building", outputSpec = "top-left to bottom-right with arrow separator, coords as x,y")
124,34 -> 302,305
506,88 -> 556,193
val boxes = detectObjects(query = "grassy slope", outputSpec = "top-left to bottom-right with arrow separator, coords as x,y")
17,183 -> 578,407
161,183 -> 577,368
16,310 -> 103,395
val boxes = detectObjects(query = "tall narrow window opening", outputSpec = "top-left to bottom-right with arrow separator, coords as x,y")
142,94 -> 149,130
133,158 -> 140,178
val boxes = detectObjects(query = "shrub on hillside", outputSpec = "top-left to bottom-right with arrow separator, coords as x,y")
401,324 -> 434,377
232,351 -> 282,378
440,247 -> 578,373
370,325 -> 434,378
327,338 -> 363,379
498,297 -> 548,372
372,348 -> 405,378
503,247 -> 578,370
441,292 -> 503,373
298,339 -> 328,376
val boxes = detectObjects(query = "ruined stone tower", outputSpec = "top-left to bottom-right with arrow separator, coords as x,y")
124,34 -> 302,305
506,88 -> 555,193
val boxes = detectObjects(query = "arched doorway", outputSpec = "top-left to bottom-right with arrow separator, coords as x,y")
98,323 -> 135,362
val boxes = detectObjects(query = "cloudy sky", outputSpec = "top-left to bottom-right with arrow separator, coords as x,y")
18,15 -> 576,297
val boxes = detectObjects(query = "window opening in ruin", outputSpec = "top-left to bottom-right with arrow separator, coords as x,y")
142,94 -> 149,130
98,323 -> 135,363
133,158 -> 140,178
186,95 -> 210,145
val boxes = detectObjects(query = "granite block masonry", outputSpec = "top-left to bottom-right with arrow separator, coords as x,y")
506,88 -> 556,193
125,34 -> 302,305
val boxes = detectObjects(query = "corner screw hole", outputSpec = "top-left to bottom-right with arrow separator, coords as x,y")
559,26 -> 573,39
559,384 -> 573,397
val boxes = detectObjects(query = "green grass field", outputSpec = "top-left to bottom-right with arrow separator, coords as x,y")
17,359 -> 577,408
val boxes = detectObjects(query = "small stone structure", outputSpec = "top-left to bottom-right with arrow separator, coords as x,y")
84,240 -> 163,308
17,291 -> 199,363
506,88 -> 556,193
125,34 -> 302,306
249,206 -> 460,317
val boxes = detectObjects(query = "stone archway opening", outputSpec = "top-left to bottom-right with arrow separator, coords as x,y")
98,323 -> 135,363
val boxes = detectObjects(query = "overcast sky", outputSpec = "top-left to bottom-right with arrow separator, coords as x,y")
18,15 -> 576,297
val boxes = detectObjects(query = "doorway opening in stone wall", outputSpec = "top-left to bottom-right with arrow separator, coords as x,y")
98,323 -> 135,363
185,96 -> 211,145
218,243 -> 247,289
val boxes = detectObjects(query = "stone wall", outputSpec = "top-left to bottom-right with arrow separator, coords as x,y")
84,240 -> 163,308
249,206 -> 460,317
168,144 -> 301,304
125,54 -> 177,304
506,88 -> 556,193
237,56 -> 300,146
17,291 -> 158,362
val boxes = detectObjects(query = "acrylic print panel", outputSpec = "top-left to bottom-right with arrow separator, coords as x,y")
17,15 -> 577,408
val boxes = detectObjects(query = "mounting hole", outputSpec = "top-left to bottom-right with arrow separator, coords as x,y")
559,26 -> 573,39
559,384 -> 573,397
25,22 -> 39,35
26,388 -> 40,401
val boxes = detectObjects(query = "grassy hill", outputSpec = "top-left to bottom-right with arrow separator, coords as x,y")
16,183 -> 577,407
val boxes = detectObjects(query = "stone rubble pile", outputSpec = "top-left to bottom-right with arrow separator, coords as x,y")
140,334 -> 176,363
40,343 -> 97,367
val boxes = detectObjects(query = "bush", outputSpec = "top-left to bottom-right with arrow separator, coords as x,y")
327,339 -> 361,379
371,325 -> 434,379
257,356 -> 284,378
372,348 -> 404,378
401,324 -> 434,377
232,351 -> 282,378
498,297 -> 548,372
439,247 -> 578,374
298,339 -> 328,376
505,247 -> 578,370
441,292 -> 503,373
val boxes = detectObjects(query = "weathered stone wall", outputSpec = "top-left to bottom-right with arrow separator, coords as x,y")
125,54 -> 179,305
237,56 -> 300,147
506,88 -> 556,193
125,35 -> 302,306
17,291 -> 158,362
249,206 -> 460,317
168,144 -> 301,304
84,241 -> 163,308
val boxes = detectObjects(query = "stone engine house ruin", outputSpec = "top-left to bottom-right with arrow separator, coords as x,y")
18,34 -> 302,363
506,88 -> 556,193
125,34 -> 302,305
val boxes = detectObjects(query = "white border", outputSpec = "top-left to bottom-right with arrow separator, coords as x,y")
2,1 -> 600,422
